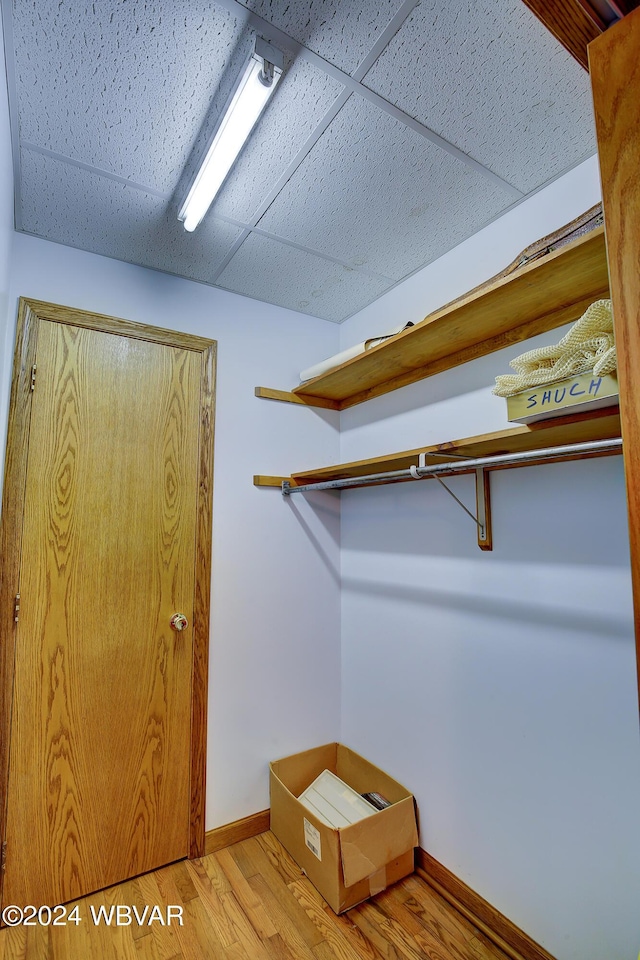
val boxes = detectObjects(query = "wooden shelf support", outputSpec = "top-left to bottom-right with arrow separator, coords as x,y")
476,468 -> 492,551
254,386 -> 340,411
415,458 -> 492,551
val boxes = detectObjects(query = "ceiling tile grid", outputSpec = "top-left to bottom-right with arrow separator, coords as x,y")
6,0 -> 599,322
13,0 -> 246,193
20,148 -> 244,283
211,55 -> 345,223
256,93 -> 516,280
234,0 -> 409,73
361,0 -> 596,193
216,230 -> 394,321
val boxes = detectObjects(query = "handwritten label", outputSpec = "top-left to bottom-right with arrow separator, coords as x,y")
526,376 -> 604,410
506,372 -> 618,424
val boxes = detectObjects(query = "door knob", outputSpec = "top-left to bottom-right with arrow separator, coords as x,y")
170,613 -> 188,632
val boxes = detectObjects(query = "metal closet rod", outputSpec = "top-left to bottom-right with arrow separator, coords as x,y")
282,437 -> 623,495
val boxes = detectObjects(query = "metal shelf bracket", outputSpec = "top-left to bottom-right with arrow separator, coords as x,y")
416,455 -> 492,550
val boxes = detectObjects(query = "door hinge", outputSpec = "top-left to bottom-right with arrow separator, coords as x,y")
1,841 -> 6,872
14,594 -> 20,623
30,363 -> 37,391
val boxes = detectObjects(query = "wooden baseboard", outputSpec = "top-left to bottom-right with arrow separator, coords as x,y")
204,809 -> 271,856
416,849 -> 556,960
202,818 -> 553,960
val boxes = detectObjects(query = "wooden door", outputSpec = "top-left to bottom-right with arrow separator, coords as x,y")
0,299 -> 215,909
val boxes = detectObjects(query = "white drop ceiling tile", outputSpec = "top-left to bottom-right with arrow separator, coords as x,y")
212,57 -> 344,223
258,95 -> 514,280
20,149 -> 243,283
13,0 -> 246,194
235,0 -> 405,73
217,232 -> 392,322
362,0 -> 596,193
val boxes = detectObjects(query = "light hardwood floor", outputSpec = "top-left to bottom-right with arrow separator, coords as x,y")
0,831 -> 511,960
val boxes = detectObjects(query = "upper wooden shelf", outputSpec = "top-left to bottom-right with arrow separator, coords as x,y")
254,406 -> 621,489
257,226 -> 610,411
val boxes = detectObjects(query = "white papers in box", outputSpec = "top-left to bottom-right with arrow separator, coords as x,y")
298,769 -> 378,828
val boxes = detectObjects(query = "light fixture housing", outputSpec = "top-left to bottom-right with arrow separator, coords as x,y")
178,38 -> 284,233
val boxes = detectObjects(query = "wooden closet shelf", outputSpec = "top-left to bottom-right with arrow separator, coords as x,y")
256,226 -> 610,411
254,407 -> 621,489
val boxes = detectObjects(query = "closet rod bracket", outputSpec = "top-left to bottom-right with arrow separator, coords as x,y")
417,454 -> 492,550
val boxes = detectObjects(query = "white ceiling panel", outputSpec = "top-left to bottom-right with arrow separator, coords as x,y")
217,232 -> 393,322
257,93 -> 516,280
362,0 -> 596,194
13,0 -> 247,193
212,56 -> 344,223
20,148 -> 243,282
6,0 -> 601,323
235,0 -> 407,73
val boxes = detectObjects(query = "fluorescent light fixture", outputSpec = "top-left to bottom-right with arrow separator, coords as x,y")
179,38 -> 283,232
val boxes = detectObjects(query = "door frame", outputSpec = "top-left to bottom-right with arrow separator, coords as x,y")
0,298 -> 216,884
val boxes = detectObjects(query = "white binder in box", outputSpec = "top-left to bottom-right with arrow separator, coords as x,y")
298,769 -> 378,828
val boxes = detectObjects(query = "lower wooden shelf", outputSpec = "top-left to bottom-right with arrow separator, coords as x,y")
254,407 -> 622,490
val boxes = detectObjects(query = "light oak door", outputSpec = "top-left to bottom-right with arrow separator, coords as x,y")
0,301 -> 215,909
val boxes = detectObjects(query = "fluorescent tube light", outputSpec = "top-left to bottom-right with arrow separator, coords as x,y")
179,39 -> 283,232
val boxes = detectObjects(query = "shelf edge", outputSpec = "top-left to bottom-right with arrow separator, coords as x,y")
255,387 -> 341,410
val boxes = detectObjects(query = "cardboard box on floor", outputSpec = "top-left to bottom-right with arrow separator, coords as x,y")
270,742 -> 418,914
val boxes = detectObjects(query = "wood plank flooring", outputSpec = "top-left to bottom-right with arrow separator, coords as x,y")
0,831 -> 512,960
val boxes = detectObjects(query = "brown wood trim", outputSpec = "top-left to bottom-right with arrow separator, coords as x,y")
416,848 -> 557,960
0,297 -> 216,879
255,386 -> 341,411
519,0 -> 602,69
190,340 -> 216,859
19,298 -> 214,352
0,301 -> 39,906
204,810 -> 271,855
589,8 -> 640,712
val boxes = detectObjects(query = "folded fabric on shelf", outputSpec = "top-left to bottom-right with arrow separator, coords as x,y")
493,299 -> 615,398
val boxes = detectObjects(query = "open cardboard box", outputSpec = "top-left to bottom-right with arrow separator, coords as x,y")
270,742 -> 418,913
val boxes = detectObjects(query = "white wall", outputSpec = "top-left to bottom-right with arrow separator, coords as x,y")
0,8 -> 14,377
2,233 -> 342,829
339,157 -> 640,960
